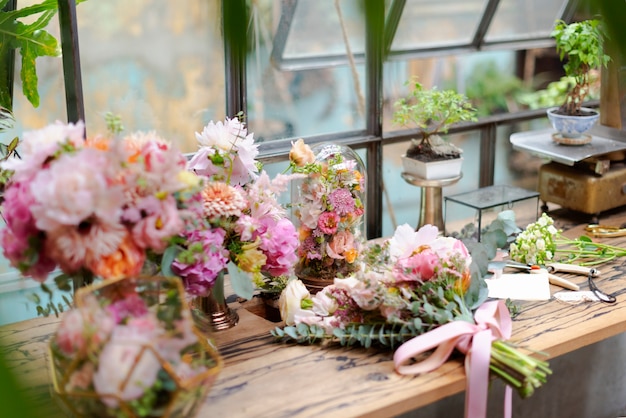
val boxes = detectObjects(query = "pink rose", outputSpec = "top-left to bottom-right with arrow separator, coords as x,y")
131,196 -> 184,252
326,230 -> 355,260
395,249 -> 439,282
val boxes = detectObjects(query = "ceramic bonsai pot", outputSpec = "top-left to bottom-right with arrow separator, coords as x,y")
401,154 -> 463,180
547,107 -> 599,139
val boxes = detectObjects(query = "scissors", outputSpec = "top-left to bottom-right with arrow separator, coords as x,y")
501,261 -> 581,291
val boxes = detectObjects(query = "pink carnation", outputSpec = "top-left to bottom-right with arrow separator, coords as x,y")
317,211 -> 340,235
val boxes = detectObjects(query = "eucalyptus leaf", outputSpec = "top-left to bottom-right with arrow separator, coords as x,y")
160,245 -> 181,278
227,261 -> 254,300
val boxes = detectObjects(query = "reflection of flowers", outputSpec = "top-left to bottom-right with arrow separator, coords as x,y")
0,121 -> 201,283
287,140 -> 366,281
274,223 -> 551,402
167,117 -> 299,299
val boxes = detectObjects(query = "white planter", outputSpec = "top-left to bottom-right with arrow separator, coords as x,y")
402,155 -> 463,180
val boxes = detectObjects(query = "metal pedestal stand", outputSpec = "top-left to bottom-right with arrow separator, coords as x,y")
401,172 -> 462,231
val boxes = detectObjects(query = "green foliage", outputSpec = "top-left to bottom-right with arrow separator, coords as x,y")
104,111 -> 124,136
0,106 -> 17,188
227,260 -> 255,300
464,60 -> 525,117
271,321 -> 437,349
0,0 -> 88,109
550,19 -> 610,115
393,77 -> 478,145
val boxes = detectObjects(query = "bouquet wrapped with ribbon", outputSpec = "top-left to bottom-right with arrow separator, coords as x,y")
273,223 -> 551,418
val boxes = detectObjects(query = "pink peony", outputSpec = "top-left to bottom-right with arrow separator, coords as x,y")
29,148 -> 125,232
1,121 -> 85,182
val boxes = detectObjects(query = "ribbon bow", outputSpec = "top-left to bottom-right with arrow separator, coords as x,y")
393,300 -> 513,418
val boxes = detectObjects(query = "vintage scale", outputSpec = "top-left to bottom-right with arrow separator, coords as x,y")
510,125 -> 626,223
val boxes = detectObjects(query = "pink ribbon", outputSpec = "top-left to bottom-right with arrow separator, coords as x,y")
393,300 -> 513,418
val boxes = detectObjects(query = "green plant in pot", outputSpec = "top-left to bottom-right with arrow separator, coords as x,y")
393,78 -> 477,180
547,19 -> 611,142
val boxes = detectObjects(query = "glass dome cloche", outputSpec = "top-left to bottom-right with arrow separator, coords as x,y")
290,142 -> 367,293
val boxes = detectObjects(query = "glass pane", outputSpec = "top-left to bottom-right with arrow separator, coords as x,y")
390,0 -> 488,51
3,0 -> 226,325
12,0 -> 225,154
248,0 -> 366,141
282,0 -> 365,59
485,0 -> 567,42
382,132 -> 479,237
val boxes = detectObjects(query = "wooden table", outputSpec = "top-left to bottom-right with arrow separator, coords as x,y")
2,211 -> 626,418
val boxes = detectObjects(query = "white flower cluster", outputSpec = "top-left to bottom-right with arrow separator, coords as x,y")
509,213 -> 559,265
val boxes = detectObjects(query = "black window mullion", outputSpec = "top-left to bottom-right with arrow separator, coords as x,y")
58,0 -> 85,126
365,0 -> 385,240
223,0 -> 247,118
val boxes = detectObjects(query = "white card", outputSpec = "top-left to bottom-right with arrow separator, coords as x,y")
485,272 -> 551,301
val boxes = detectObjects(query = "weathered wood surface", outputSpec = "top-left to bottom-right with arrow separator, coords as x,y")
2,211 -> 626,418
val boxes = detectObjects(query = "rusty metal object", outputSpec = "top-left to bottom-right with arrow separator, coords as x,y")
538,162 -> 626,214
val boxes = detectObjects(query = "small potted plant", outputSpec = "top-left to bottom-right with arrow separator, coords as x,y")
547,19 -> 611,142
393,78 -> 477,180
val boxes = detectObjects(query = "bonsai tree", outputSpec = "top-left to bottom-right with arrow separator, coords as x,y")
393,78 -> 477,162
551,19 -> 611,116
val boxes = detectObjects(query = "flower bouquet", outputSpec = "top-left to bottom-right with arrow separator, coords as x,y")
162,117 -> 300,330
286,140 -> 366,292
510,212 -> 626,267
48,275 -> 222,418
273,223 -> 551,416
0,120 -> 202,312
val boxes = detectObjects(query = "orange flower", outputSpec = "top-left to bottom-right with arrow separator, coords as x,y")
454,270 -> 472,296
299,227 -> 312,241
344,248 -> 358,264
353,171 -> 363,191
84,135 -> 111,151
88,234 -> 145,280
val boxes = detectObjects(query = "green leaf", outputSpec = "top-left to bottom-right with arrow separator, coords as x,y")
227,261 -> 254,300
160,245 -> 181,278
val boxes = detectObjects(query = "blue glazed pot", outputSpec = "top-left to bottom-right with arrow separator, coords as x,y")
547,107 -> 599,138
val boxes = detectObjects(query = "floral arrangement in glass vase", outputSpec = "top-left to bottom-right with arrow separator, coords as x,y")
273,223 -> 552,416
286,139 -> 366,292
48,276 -> 222,418
0,120 -> 202,306
163,117 -> 300,304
